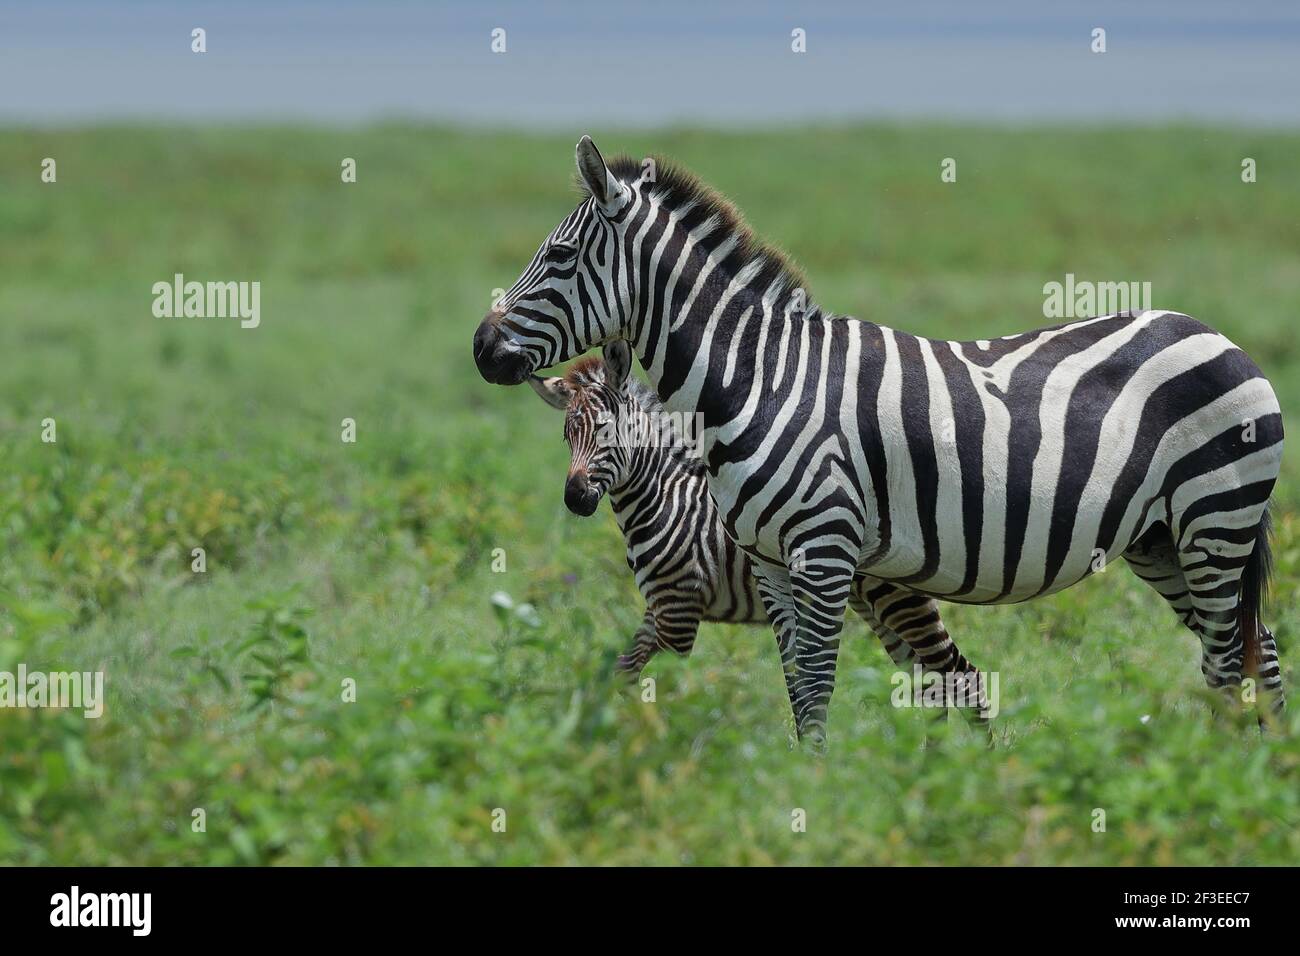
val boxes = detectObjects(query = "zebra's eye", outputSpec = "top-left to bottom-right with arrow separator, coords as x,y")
545,242 -> 578,264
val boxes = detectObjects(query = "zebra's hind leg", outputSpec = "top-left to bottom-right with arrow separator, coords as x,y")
1182,546 -> 1254,713
1163,493 -> 1281,720
1126,522 -> 1246,709
751,560 -> 802,741
1258,625 -> 1286,719
1121,524 -> 1196,629
853,575 -> 992,736
1122,523 -> 1203,706
1125,519 -> 1285,722
847,586 -> 916,667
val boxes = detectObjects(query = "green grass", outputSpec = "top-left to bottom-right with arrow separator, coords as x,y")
1,124 -> 1299,865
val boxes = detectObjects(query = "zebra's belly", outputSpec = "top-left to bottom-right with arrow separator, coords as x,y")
866,546 -> 1122,605
856,472 -> 1158,604
708,447 -> 1153,604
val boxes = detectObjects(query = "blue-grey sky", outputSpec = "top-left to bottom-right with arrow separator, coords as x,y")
2,0 -> 1298,126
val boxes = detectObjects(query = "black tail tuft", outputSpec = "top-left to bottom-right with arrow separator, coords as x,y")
1239,506 -> 1273,678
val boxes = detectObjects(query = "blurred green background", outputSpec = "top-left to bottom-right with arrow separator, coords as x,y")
1,124 -> 1298,864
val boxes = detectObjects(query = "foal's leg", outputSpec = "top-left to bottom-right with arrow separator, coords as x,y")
616,609 -> 661,676
751,560 -> 802,736
617,600 -> 704,676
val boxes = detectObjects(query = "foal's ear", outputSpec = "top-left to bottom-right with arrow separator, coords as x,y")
602,339 -> 633,392
527,375 -> 574,411
575,135 -> 626,214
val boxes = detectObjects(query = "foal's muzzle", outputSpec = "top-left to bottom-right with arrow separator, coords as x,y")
473,315 -> 532,386
564,474 -> 600,517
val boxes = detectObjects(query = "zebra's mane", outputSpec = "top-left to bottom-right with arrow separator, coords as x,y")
577,154 -> 812,310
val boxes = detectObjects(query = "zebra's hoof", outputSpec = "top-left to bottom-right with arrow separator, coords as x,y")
614,655 -> 643,678
800,727 -> 829,756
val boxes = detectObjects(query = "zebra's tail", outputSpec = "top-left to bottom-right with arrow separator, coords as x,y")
1239,505 -> 1273,680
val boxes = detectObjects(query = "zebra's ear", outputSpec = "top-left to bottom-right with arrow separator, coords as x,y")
576,135 -> 625,213
602,339 -> 633,392
527,375 -> 574,411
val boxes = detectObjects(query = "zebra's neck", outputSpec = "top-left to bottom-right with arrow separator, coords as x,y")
623,194 -> 823,441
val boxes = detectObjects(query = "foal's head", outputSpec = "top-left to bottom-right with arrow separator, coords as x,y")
528,339 -> 635,516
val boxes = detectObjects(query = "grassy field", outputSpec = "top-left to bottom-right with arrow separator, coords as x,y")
1,124 -> 1299,865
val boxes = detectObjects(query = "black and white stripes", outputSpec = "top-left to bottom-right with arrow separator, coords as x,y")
475,136 -> 1284,746
526,342 -> 989,714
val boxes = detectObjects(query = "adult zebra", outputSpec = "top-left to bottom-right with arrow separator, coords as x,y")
474,136 -> 1285,748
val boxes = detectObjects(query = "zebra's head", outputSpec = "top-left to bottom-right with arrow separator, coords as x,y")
527,340 -> 634,516
473,135 -> 634,386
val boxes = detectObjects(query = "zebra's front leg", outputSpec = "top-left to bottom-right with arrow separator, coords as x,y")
616,608 -> 661,677
787,553 -> 857,753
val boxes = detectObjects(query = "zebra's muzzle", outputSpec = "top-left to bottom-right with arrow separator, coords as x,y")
473,318 -> 532,386
564,474 -> 600,516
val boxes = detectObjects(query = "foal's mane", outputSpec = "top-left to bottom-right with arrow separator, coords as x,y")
563,354 -> 606,386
